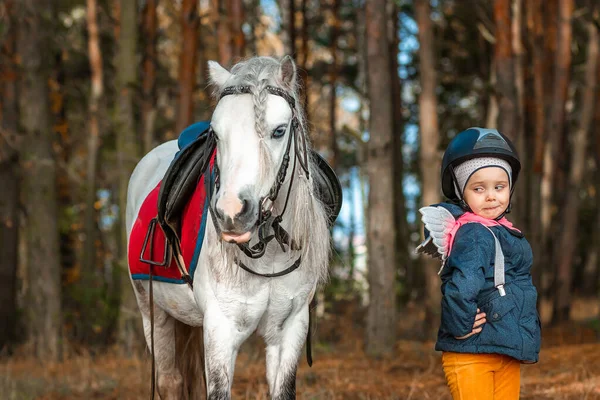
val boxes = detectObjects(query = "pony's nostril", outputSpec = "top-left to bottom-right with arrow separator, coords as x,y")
240,199 -> 250,216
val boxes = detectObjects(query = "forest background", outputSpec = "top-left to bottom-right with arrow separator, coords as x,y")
1,0 -> 600,398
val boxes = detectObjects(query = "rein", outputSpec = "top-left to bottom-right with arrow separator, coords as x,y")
207,85 -> 309,277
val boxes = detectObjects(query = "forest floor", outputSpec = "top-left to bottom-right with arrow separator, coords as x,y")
1,297 -> 600,400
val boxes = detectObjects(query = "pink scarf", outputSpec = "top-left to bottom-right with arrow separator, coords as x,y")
447,212 -> 520,257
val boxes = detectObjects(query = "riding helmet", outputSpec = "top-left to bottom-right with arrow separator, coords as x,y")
441,127 -> 521,202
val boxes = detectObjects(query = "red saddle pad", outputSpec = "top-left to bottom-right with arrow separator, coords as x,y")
128,156 -> 215,284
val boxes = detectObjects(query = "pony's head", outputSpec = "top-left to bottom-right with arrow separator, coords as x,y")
207,56 -> 305,244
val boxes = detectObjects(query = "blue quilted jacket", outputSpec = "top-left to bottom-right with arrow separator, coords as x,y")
430,203 -> 541,363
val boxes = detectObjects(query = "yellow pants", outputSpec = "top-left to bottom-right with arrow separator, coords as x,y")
442,352 -> 521,400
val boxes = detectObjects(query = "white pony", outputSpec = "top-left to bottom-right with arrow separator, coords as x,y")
126,56 -> 334,399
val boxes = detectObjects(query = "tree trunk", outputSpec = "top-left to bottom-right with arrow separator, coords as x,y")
83,0 -> 103,290
596,128 -> 600,318
243,0 -> 258,55
595,48 -> 600,318
485,56 -> 499,128
288,0 -> 297,57
543,0 -> 571,238
365,0 -> 397,357
538,0 -> 570,298
328,0 -> 339,168
494,0 -> 517,141
215,0 -> 233,66
0,0 -> 19,350
416,0 -> 442,337
176,0 -> 199,134
230,0 -> 245,60
389,2 -> 410,301
142,0 -> 157,154
494,0 -> 522,236
115,0 -> 141,354
299,0 -> 310,121
510,0 -> 527,230
279,0 -> 294,56
546,0 -> 573,315
526,0 -> 546,293
77,0 -> 105,344
552,18 -> 597,323
17,0 -> 62,361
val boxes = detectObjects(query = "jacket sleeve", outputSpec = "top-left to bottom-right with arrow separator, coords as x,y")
441,223 -> 495,338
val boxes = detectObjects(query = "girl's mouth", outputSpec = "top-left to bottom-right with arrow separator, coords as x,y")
484,206 -> 500,212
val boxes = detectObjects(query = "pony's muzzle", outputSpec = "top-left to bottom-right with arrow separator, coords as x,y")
214,193 -> 258,243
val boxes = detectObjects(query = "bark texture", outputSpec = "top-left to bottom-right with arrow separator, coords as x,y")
142,0 -> 157,153
416,0 -> 442,336
0,0 -> 19,350
176,0 -> 199,134
83,0 -> 103,291
115,0 -> 141,353
552,16 -> 597,323
17,0 -> 62,360
365,0 -> 397,356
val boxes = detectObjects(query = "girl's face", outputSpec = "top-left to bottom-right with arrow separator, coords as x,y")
463,167 -> 510,219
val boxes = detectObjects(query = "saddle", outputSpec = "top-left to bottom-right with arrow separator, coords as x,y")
310,151 -> 343,226
157,122 -> 215,235
152,122 -> 216,285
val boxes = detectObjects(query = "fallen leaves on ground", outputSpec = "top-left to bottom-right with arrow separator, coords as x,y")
1,299 -> 599,399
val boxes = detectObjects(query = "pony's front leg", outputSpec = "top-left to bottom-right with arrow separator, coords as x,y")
203,310 -> 246,400
265,305 -> 309,400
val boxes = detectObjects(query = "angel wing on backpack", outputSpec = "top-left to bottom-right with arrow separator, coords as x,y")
415,206 -> 457,272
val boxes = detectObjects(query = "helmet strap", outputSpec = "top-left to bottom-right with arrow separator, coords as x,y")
450,166 -> 472,212
495,183 -> 517,220
494,203 -> 511,221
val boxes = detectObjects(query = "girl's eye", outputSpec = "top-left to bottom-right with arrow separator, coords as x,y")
495,185 -> 505,190
474,187 -> 484,192
272,125 -> 287,139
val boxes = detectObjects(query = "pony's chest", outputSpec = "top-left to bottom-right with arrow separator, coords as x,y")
209,275 -> 314,328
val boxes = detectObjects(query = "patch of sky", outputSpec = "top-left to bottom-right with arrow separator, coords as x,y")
333,167 -> 366,249
403,124 -> 418,163
403,174 -> 420,224
242,23 -> 251,36
402,124 -> 421,224
361,130 -> 370,142
397,13 -> 419,80
430,0 -> 442,22
341,94 -> 360,113
97,189 -> 118,231
261,0 -> 281,30
458,96 -> 473,109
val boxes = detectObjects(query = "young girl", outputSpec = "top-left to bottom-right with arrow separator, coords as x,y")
417,127 -> 541,400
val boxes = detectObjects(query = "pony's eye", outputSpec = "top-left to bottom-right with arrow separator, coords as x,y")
272,125 -> 287,139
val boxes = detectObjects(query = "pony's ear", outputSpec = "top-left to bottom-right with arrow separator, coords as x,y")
208,60 -> 232,88
278,56 -> 297,89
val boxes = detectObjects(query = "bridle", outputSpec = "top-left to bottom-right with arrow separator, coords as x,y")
206,85 -> 311,276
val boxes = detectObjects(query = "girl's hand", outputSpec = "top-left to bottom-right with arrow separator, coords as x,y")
455,308 -> 486,340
